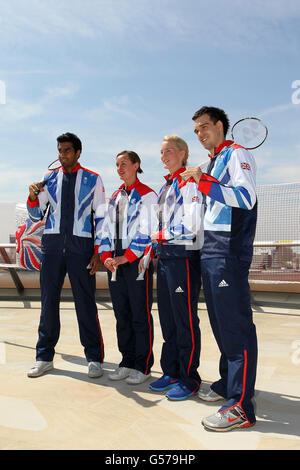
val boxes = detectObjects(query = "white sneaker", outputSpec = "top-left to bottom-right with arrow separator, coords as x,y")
202,405 -> 255,431
126,369 -> 151,385
198,386 -> 224,402
27,361 -> 53,378
88,362 -> 103,378
108,367 -> 131,381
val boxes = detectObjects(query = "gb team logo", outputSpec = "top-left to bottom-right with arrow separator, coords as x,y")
241,162 -> 251,170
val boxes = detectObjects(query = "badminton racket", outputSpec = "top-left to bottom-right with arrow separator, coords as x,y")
136,181 -> 173,281
231,117 -> 268,150
33,159 -> 62,195
111,189 -> 129,282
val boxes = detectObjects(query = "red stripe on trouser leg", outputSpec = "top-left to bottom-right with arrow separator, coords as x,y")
96,314 -> 105,362
220,349 -> 251,424
186,259 -> 195,377
144,269 -> 153,375
238,349 -> 251,424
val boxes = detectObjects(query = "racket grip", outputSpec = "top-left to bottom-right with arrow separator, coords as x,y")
111,267 -> 117,282
136,269 -> 146,281
33,181 -> 46,195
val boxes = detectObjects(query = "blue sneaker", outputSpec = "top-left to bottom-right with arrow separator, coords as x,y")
149,375 -> 179,391
166,383 -> 195,401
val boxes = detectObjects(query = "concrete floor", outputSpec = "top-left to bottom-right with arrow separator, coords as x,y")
0,295 -> 300,451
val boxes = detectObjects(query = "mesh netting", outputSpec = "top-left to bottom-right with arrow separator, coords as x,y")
250,183 -> 300,282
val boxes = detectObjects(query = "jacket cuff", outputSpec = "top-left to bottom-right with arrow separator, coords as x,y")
100,251 -> 113,263
27,196 -> 39,208
124,248 -> 138,263
198,173 -> 219,195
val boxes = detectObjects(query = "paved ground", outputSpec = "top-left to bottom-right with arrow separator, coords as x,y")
0,294 -> 299,451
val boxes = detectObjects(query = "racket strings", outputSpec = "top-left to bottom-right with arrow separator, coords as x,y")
48,159 -> 62,171
231,117 -> 268,150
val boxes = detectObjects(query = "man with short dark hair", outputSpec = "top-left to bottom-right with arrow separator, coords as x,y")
27,132 -> 106,378
183,107 -> 258,431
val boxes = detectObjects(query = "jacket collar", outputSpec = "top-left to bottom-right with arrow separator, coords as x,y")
62,162 -> 81,173
120,178 -> 140,192
164,167 -> 186,181
209,140 -> 234,158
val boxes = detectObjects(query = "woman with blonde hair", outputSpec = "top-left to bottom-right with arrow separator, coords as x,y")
139,135 -> 204,400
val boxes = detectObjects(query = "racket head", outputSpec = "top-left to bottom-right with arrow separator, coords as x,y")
116,188 -> 129,235
137,185 -> 170,281
231,117 -> 268,149
48,159 -> 62,171
33,159 -> 62,195
111,188 -> 129,276
119,188 -> 129,200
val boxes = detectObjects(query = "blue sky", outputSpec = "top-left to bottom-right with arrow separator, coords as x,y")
0,0 -> 300,202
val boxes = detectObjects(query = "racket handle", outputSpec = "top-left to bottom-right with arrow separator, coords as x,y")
111,267 -> 117,282
136,250 -> 151,281
33,181 -> 46,195
136,270 -> 145,281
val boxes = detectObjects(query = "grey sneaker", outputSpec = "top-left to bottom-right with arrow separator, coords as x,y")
202,405 -> 255,432
108,367 -> 131,381
88,361 -> 103,378
126,369 -> 151,385
27,361 -> 53,378
198,386 -> 224,402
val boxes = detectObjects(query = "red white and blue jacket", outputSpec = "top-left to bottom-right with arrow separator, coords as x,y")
99,178 -> 157,263
27,163 -> 106,255
198,140 -> 257,261
151,167 -> 204,259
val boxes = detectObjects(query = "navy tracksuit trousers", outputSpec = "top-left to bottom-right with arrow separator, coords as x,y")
36,252 -> 104,363
201,256 -> 258,423
108,259 -> 154,375
156,253 -> 202,393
